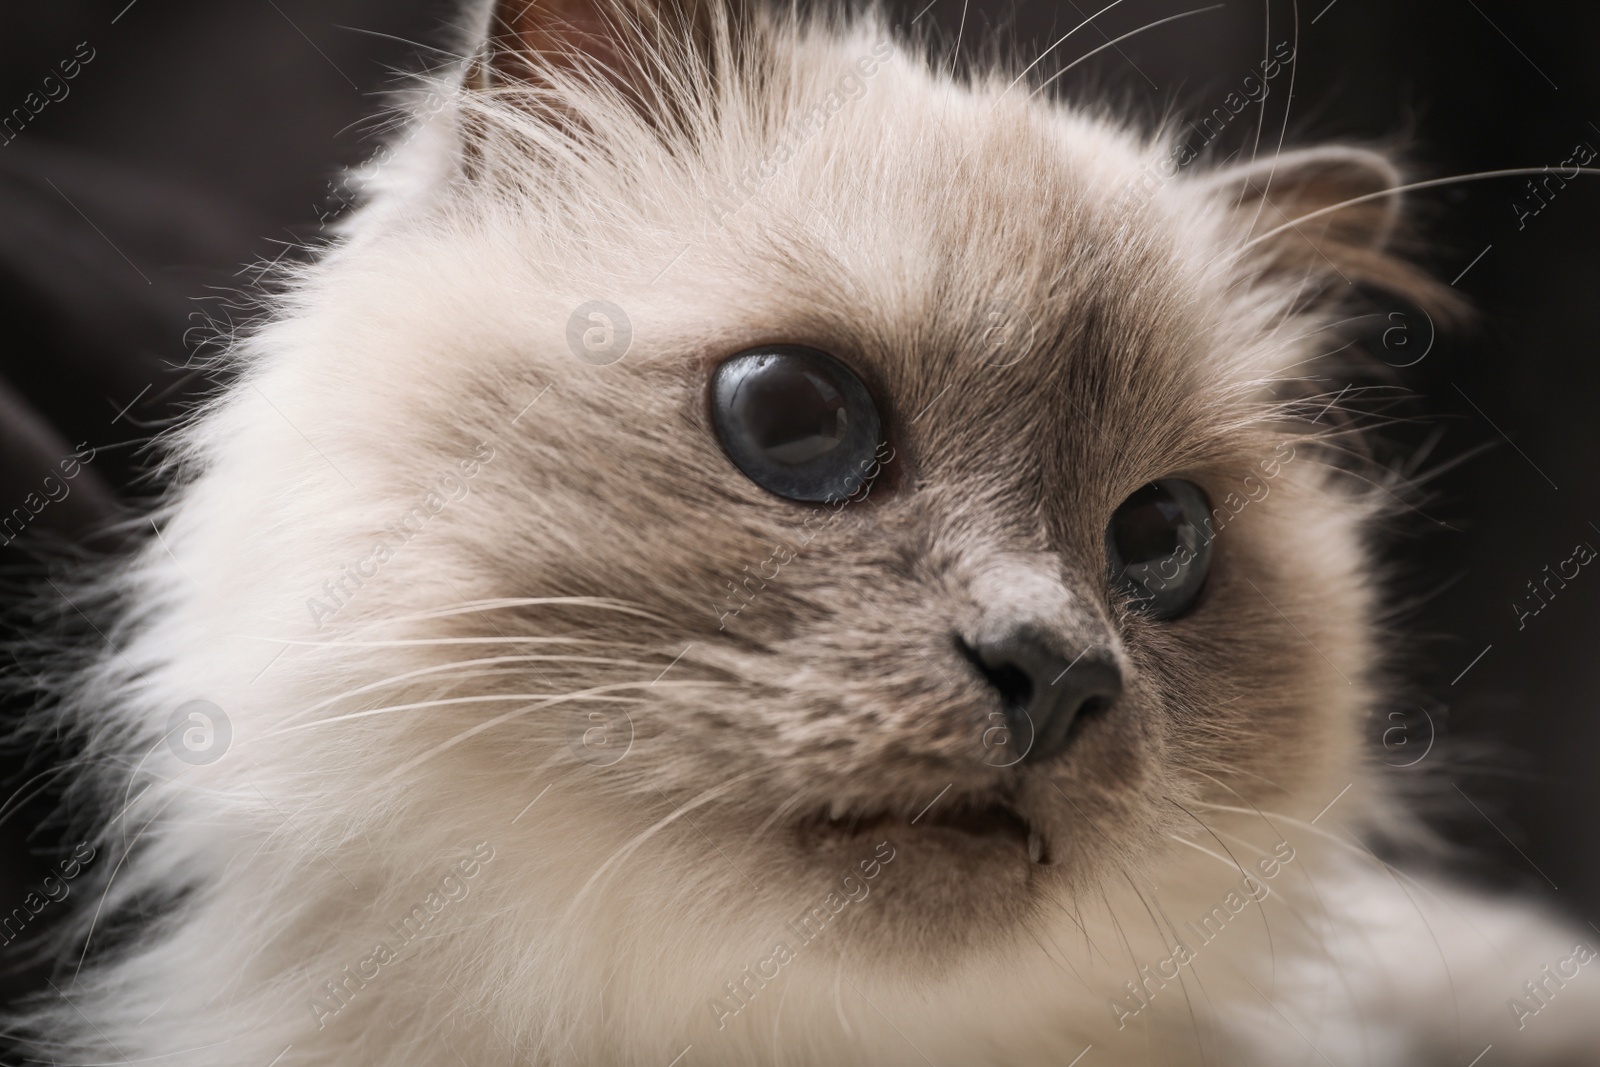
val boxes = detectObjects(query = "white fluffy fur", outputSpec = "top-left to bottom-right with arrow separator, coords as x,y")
12,3 -> 1598,1064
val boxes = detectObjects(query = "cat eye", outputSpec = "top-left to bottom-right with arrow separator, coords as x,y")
1105,478 -> 1213,620
710,346 -> 885,503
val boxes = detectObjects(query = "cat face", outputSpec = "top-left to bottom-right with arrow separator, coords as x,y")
253,0 -> 1433,956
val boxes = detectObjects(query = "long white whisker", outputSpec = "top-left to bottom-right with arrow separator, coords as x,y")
995,0 -> 1130,101
248,635 -> 607,649
343,596 -> 668,629
1238,0 -> 1299,228
75,785 -> 184,983
266,689 -> 651,739
1244,0 -> 1271,169
1242,166 -> 1600,252
560,773 -> 757,923
1167,832 -> 1238,871
278,653 -> 662,728
371,679 -> 729,785
1030,6 -> 1225,100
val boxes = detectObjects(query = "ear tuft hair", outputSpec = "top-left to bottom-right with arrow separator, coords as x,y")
1202,146 -> 1466,325
472,0 -> 726,115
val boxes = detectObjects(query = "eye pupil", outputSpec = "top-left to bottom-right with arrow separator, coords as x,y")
1105,479 -> 1212,620
729,357 -> 849,465
1111,485 -> 1185,563
712,346 -> 883,503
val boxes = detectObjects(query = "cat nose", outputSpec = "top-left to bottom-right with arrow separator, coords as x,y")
960,626 -> 1122,765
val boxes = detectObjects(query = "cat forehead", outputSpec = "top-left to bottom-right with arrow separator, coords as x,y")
525,50 -> 1232,374
454,24 -> 1224,313
669,40 -> 1213,304
634,54 -> 1235,439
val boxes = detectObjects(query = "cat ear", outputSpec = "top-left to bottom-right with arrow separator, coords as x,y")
1201,146 -> 1460,318
470,0 -> 718,110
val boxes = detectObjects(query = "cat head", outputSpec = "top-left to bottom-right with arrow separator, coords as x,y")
178,0 -> 1451,968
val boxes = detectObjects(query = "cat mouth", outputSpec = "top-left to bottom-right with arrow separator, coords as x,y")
801,796 -> 1053,865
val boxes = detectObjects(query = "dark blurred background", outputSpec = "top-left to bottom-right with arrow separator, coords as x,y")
0,0 -> 1596,1009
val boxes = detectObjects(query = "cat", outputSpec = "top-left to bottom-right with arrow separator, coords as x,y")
8,0 -> 1599,1063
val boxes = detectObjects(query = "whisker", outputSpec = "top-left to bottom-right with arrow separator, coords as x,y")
248,635 -> 610,649
559,772 -> 757,922
278,653 -> 663,728
1167,833 -> 1239,871
264,690 -> 646,739
1030,6 -> 1226,100
1239,0 -> 1300,228
1241,166 -> 1600,254
74,784 -> 184,983
0,763 -> 76,827
342,595 -> 669,629
1165,795 -> 1278,973
371,679 -> 733,785
333,24 -> 476,63
994,0 -> 1131,101
1243,0 -> 1272,170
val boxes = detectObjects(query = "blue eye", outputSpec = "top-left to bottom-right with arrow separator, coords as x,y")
1105,479 -> 1213,620
710,346 -> 884,503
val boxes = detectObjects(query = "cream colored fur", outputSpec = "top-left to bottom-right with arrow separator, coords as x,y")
11,2 -> 1598,1064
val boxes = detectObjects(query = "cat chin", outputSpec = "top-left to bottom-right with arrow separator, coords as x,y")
753,840 -> 1046,964
766,808 -> 1085,952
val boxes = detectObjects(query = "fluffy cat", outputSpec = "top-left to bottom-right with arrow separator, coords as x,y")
8,0 -> 1598,1064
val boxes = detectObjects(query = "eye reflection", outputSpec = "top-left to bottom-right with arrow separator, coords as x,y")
1105,478 -> 1212,620
711,346 -> 883,503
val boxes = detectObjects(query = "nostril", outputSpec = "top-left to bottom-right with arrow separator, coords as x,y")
958,627 -> 1120,765
956,635 -> 1036,766
986,663 -> 1033,712
956,637 -> 1033,713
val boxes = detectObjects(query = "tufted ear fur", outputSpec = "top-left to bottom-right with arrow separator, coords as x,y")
1202,145 -> 1463,321
470,0 -> 726,122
